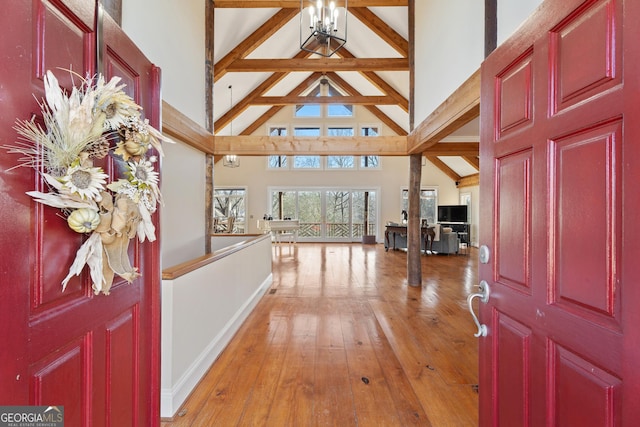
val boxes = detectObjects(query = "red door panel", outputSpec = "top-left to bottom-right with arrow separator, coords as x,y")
0,1 -> 160,426
480,0 -> 637,425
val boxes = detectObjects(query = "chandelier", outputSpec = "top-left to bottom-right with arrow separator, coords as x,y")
223,84 -> 239,168
223,154 -> 240,168
300,0 -> 347,57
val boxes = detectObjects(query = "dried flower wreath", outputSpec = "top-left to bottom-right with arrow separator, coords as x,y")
3,70 -> 171,295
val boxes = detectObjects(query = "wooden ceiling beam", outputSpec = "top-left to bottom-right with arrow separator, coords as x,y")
214,8 -> 298,82
214,1 -> 408,7
337,47 -> 408,112
458,173 -> 480,188
327,72 -> 407,135
226,58 -> 409,72
408,69 -> 480,154
238,73 -> 323,135
426,156 -> 461,182
214,135 -> 407,155
214,51 -> 314,132
463,155 -> 480,170
349,7 -> 408,57
422,143 -> 479,156
162,101 -> 215,154
252,95 -> 398,105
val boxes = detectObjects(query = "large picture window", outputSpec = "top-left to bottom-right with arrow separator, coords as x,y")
401,188 -> 438,224
269,187 -> 378,241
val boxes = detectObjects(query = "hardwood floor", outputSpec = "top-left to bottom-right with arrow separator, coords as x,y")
162,243 -> 479,426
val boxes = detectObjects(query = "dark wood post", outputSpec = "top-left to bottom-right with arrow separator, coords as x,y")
204,0 -> 215,253
485,0 -> 497,57
407,153 -> 422,287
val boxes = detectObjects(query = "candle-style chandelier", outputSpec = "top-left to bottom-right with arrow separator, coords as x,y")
300,0 -> 347,57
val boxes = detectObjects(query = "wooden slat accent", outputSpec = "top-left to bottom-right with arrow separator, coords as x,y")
252,95 -> 398,105
423,142 -> 479,156
214,8 -> 298,82
407,69 -> 480,154
426,156 -> 461,182
214,135 -> 407,155
214,0 -> 408,7
350,7 -> 408,57
161,101 -> 214,154
457,173 -> 480,188
160,243 -> 478,426
225,58 -> 409,72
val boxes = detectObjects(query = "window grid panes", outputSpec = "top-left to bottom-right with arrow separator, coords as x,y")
401,189 -> 438,225
360,127 -> 380,167
327,127 -> 355,169
213,188 -> 246,233
293,127 -> 321,169
268,127 -> 288,169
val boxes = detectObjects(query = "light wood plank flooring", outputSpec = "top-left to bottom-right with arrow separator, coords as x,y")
162,243 -> 479,426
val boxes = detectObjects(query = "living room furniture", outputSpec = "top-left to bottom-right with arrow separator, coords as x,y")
258,219 -> 300,243
384,223 -> 459,254
439,222 -> 470,245
384,224 -> 435,252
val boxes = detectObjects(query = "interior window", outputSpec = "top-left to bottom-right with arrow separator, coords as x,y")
293,127 -> 321,169
268,127 -> 288,169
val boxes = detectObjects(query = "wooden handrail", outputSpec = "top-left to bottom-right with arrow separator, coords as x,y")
161,234 -> 269,280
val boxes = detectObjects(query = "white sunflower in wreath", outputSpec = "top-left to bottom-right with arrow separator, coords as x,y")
3,69 -> 172,295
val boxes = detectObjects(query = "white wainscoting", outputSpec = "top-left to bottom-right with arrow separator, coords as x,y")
160,235 -> 273,418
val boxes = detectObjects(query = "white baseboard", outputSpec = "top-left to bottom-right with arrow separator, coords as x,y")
160,274 -> 273,418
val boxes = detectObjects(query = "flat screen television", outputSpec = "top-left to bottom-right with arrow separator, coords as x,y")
437,205 -> 468,223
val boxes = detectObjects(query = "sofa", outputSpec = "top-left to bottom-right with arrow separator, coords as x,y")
384,223 -> 459,255
429,225 -> 459,254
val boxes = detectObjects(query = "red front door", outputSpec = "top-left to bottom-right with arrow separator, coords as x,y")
0,1 -> 160,425
479,0 -> 640,424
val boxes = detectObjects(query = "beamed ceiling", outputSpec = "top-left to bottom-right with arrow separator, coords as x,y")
212,0 -> 480,182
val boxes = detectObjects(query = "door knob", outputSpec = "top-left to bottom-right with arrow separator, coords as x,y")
467,280 -> 490,337
479,245 -> 491,264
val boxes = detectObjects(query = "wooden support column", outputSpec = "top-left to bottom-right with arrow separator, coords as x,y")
204,0 -> 214,253
485,0 -> 497,57
407,153 -> 422,287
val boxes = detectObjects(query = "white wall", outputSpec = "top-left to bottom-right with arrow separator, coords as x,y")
497,0 -> 544,46
160,141 -> 207,267
413,1 -> 485,125
161,236 -> 273,417
120,1 -> 208,267
121,0 -> 206,127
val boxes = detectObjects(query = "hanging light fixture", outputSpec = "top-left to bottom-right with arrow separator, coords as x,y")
224,84 -> 239,168
300,0 -> 347,58
223,154 -> 240,168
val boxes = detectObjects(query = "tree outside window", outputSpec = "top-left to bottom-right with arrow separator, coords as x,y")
401,188 -> 437,224
213,188 -> 246,233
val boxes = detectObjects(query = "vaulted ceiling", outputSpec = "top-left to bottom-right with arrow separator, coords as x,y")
212,1 -> 480,183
